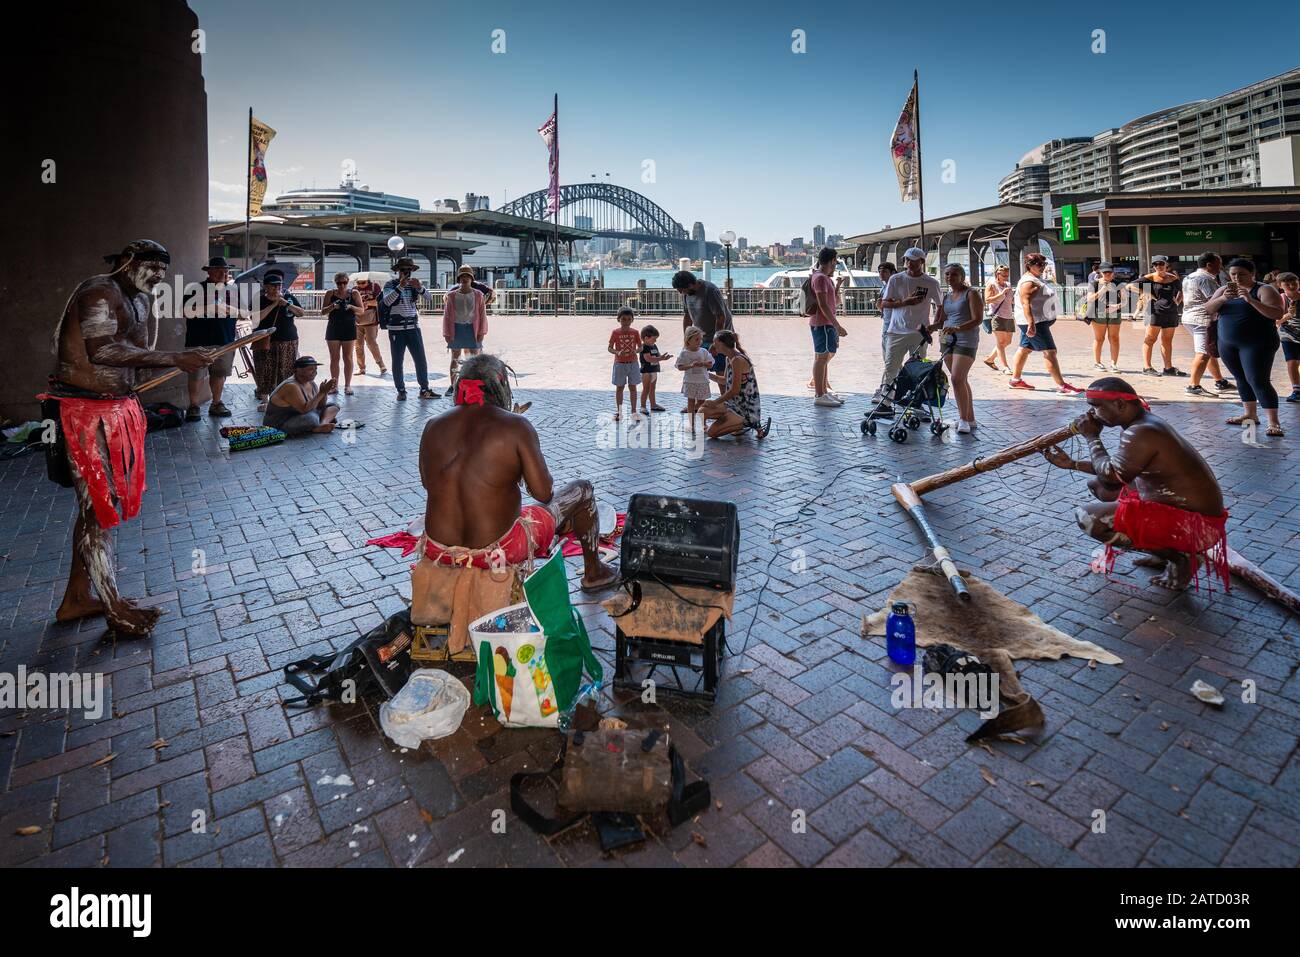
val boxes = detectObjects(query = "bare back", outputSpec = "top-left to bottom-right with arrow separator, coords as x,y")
419,405 -> 554,547
1108,414 -> 1223,515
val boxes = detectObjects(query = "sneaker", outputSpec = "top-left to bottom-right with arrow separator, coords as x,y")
1185,385 -> 1210,397
184,406 -> 201,422
956,420 -> 972,434
1093,362 -> 1106,371
1142,367 -> 1160,377
1287,390 -> 1300,403
1058,383 -> 1085,395
1108,363 -> 1121,373
827,390 -> 847,403
396,391 -> 407,401
1162,367 -> 1187,377
208,401 -> 231,418
444,383 -> 457,397
814,394 -> 841,407
1009,379 -> 1036,390
378,368 -> 388,377
1214,379 -> 1237,392
419,389 -> 438,400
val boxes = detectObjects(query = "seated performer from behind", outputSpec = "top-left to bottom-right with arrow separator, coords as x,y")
413,354 -> 619,648
1041,376 -> 1229,592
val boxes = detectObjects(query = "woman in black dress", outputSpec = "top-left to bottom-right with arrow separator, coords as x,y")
322,272 -> 362,396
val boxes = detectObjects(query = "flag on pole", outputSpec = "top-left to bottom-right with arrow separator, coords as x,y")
537,109 -> 559,217
248,116 -> 277,218
890,82 -> 919,203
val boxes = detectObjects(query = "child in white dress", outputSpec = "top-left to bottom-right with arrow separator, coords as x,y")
677,325 -> 714,431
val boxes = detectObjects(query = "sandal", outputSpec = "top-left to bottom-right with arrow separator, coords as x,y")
982,357 -> 998,371
1226,415 -> 1257,426
1266,425 -> 1285,437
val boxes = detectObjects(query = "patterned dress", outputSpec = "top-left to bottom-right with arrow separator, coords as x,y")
724,353 -> 762,429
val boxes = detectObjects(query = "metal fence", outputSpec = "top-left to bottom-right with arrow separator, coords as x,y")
285,284 -> 1136,320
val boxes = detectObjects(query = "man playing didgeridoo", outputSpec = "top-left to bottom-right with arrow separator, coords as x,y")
47,240 -> 212,635
407,354 -> 619,651
1041,377 -> 1229,592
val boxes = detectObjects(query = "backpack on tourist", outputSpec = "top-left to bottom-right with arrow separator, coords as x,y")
799,274 -> 819,316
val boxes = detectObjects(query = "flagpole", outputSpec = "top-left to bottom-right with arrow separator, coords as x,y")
552,93 -> 560,317
245,107 -> 253,271
913,70 -> 926,256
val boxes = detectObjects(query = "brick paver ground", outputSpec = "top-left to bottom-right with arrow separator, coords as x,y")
2,312 -> 1297,868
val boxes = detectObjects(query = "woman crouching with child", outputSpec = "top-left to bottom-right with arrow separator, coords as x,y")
701,330 -> 771,439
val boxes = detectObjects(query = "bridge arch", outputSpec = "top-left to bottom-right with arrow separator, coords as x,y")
498,183 -> 696,255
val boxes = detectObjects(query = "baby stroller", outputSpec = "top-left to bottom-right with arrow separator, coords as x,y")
861,353 -> 951,442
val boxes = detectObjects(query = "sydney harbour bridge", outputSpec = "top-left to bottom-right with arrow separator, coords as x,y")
498,183 -> 720,260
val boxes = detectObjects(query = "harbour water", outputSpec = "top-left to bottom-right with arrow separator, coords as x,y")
600,265 -> 782,288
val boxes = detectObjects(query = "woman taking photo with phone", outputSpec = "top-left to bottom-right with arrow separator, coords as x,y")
1206,258 -> 1286,437
322,272 -> 362,396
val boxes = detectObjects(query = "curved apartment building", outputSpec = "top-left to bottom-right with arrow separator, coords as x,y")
998,68 -> 1300,200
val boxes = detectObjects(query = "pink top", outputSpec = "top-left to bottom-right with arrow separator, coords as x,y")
442,288 -> 488,341
809,271 -> 836,327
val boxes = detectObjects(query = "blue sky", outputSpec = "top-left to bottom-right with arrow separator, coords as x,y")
195,0 -> 1298,245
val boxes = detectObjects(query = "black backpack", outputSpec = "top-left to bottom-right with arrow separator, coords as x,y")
376,284 -> 393,329
284,610 -> 414,707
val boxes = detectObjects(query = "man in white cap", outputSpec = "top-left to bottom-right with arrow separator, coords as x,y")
874,246 -> 940,412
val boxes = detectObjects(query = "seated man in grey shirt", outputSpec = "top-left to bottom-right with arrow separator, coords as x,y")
263,356 -> 342,436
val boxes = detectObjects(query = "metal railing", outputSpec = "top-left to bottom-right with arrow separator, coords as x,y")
283,284 -> 1142,321
489,286 -> 884,317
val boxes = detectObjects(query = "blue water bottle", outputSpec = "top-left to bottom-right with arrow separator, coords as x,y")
886,602 -> 916,667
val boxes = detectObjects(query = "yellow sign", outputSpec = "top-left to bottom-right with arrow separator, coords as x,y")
248,116 -> 276,217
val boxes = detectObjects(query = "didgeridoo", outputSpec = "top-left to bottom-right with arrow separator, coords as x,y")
909,420 -> 1080,497
891,482 -> 970,602
134,329 -> 272,396
1227,547 -> 1300,616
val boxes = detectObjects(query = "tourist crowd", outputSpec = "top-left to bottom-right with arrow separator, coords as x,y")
179,247 -> 1298,443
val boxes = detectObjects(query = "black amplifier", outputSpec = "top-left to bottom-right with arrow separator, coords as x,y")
620,495 -> 739,591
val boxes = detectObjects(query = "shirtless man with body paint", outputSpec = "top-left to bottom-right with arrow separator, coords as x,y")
1041,376 -> 1228,591
51,240 -> 211,635
416,353 -> 619,591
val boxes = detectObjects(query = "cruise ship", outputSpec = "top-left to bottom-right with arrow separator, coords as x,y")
261,170 -> 421,216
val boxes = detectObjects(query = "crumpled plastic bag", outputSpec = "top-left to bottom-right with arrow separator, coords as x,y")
379,669 -> 470,748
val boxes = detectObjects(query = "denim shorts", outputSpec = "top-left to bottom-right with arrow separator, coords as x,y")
1283,340 -> 1300,362
612,361 -> 640,387
1017,321 -> 1057,352
811,324 -> 839,355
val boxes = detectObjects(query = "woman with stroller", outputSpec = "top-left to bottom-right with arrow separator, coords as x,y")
929,263 -> 983,434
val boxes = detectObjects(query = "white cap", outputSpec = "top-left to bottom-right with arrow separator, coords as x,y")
903,247 -> 926,261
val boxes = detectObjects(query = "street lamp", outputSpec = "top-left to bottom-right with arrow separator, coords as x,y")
719,230 -> 736,300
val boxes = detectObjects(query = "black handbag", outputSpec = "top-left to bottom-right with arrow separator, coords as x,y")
284,609 -> 414,707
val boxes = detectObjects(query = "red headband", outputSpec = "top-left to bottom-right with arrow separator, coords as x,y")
455,379 -> 486,406
1085,389 -> 1150,410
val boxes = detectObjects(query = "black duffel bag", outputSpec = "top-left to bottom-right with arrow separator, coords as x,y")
284,609 -> 414,708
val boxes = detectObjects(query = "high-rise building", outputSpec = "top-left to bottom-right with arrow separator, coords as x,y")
1048,130 -> 1121,194
574,214 -> 593,231
737,237 -> 748,250
813,225 -> 826,247
790,236 -> 805,250
998,68 -> 1300,199
997,139 -> 1091,203
827,233 -> 844,247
